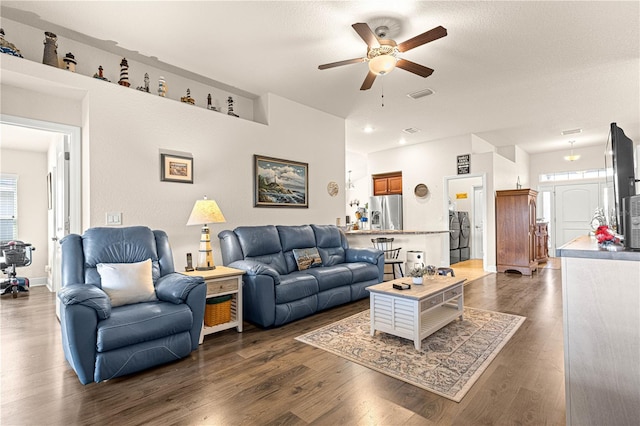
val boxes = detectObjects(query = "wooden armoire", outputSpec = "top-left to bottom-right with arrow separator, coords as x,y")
496,189 -> 538,275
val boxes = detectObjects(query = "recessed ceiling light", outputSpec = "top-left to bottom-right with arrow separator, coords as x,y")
399,138 -> 406,145
561,128 -> 582,136
363,125 -> 374,133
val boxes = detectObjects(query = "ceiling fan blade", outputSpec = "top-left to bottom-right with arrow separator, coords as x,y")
318,57 -> 366,70
397,25 -> 447,52
396,59 -> 434,78
360,71 -> 376,90
352,23 -> 380,48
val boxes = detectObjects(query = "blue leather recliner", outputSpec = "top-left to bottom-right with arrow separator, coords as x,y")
219,224 -> 384,328
58,226 -> 206,384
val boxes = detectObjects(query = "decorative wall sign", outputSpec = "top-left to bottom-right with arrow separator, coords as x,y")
254,155 -> 308,208
327,181 -> 339,197
160,153 -> 193,183
457,154 -> 470,175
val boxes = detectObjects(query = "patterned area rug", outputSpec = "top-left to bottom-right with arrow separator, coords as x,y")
296,307 -> 525,402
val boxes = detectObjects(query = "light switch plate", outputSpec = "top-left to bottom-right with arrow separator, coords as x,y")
106,212 -> 122,226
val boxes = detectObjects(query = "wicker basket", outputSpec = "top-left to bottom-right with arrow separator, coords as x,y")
204,295 -> 232,326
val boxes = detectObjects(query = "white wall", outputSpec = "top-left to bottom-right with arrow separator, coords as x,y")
2,53 -> 346,270
0,149 -> 48,284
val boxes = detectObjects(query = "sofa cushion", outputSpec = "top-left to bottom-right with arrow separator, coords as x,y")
305,265 -> 352,291
96,301 -> 193,352
342,262 -> 380,283
82,226 -> 161,286
275,272 -> 319,304
311,225 -> 346,266
278,225 -> 317,272
235,225 -> 288,274
292,248 -> 323,271
97,259 -> 158,307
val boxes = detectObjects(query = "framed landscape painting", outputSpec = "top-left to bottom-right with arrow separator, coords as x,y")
161,153 -> 193,184
254,155 -> 308,208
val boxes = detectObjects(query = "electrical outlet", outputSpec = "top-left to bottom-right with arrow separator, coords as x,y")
106,212 -> 122,226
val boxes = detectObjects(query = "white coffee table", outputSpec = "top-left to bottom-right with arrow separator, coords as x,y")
367,276 -> 465,350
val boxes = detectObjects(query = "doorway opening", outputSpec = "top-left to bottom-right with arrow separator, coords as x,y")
1,114 -> 81,295
443,173 -> 488,272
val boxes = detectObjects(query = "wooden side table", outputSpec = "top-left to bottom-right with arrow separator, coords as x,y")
183,266 -> 244,343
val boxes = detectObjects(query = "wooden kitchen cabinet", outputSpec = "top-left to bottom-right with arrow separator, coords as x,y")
373,173 -> 403,195
496,189 -> 538,275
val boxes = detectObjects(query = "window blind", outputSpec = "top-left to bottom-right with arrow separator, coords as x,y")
0,174 -> 18,241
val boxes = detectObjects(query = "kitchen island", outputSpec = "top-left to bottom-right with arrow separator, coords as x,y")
556,235 -> 640,425
345,229 -> 451,269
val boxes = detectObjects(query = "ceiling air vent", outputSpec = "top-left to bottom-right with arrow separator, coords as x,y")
407,88 -> 434,100
403,127 -> 421,134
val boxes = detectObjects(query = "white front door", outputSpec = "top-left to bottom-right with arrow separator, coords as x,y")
554,183 -> 600,247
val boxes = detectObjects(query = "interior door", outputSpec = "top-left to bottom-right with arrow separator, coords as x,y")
53,137 -> 70,318
472,186 -> 484,259
554,183 -> 599,247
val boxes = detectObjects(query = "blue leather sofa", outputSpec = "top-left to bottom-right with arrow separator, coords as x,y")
58,226 -> 206,384
218,224 -> 384,328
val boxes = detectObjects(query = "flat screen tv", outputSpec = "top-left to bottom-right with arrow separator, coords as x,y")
605,122 -> 637,236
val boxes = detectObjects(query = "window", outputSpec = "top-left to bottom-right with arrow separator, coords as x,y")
539,168 -> 607,182
0,174 -> 18,241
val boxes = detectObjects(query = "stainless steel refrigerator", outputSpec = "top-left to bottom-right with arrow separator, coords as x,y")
369,195 -> 403,230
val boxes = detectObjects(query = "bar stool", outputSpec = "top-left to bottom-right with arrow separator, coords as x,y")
437,267 -> 455,277
371,237 -> 404,279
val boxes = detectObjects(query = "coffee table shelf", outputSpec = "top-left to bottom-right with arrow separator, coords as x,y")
367,276 -> 465,350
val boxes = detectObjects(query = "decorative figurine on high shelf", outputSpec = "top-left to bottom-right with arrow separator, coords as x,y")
180,88 -> 195,105
42,31 -> 59,67
0,28 -> 23,57
206,94 -> 219,111
118,58 -> 130,87
92,65 -> 109,81
62,52 -> 76,72
227,96 -> 239,117
136,73 -> 150,92
158,76 -> 167,97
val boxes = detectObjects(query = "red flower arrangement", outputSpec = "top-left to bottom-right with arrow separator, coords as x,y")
595,225 -> 616,245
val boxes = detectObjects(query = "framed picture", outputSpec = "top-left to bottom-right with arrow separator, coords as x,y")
254,155 -> 308,208
161,153 -> 193,183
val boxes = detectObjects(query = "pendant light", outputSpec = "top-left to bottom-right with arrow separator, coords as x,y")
346,170 -> 355,190
564,141 -> 581,162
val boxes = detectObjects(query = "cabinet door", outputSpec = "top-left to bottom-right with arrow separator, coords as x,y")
373,178 -> 389,195
388,176 -> 403,194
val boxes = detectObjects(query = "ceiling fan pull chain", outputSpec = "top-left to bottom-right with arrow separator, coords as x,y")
381,77 -> 385,107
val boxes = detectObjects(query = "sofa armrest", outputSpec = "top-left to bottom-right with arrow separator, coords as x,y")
228,259 -> 281,285
58,284 -> 111,320
346,247 -> 384,265
156,273 -> 205,304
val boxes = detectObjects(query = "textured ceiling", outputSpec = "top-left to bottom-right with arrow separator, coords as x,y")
2,1 -> 639,156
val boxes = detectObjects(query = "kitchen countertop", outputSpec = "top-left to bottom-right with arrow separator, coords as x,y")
345,230 -> 450,235
556,234 -> 640,261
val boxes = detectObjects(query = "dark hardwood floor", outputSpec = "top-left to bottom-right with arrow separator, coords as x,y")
0,267 -> 565,425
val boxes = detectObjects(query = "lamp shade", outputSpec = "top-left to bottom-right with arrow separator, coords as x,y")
186,197 -> 226,225
368,55 -> 397,75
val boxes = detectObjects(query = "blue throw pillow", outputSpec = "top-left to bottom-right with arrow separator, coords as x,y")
292,248 -> 323,271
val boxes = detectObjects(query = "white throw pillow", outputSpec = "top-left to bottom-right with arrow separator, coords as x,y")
97,258 -> 157,307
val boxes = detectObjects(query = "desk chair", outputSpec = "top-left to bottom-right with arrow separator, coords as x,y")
371,237 -> 404,279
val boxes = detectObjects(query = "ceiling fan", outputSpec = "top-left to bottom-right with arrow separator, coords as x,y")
318,23 -> 447,90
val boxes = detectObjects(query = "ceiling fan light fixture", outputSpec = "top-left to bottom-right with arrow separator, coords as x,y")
368,54 -> 397,75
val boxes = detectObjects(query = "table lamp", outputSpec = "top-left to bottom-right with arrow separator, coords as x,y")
186,196 -> 226,270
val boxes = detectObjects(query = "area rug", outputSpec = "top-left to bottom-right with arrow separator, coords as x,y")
295,307 -> 525,402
